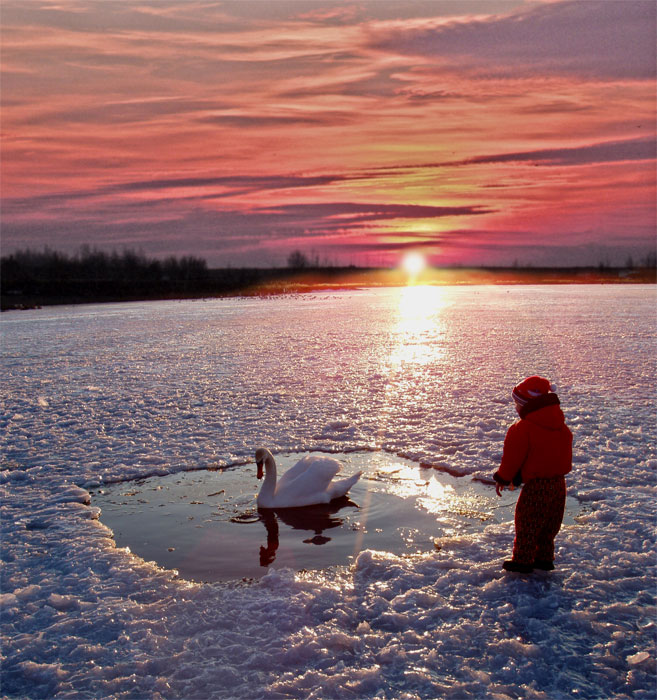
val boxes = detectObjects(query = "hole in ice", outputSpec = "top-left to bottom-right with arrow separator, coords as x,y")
91,451 -> 581,583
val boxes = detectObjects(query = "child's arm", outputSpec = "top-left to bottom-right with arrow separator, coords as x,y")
494,422 -> 529,496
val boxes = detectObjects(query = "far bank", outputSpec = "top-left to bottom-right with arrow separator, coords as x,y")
2,265 -> 655,311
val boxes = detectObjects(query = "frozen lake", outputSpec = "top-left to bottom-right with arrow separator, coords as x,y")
2,285 -> 655,699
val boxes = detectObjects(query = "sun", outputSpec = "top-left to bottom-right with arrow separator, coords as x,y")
401,252 -> 426,278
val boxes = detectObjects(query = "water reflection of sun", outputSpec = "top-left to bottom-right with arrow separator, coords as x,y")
370,286 -> 452,522
391,285 -> 447,366
367,461 -> 459,518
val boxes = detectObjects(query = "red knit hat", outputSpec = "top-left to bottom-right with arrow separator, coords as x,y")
512,375 -> 557,406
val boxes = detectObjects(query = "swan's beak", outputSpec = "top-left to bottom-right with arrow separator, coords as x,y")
256,461 -> 263,479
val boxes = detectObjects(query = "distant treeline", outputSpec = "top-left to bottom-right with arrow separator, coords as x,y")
2,246 -> 655,311
0,247 -> 342,309
1,247 -> 211,303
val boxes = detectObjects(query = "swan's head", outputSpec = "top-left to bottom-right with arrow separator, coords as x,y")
255,447 -> 270,480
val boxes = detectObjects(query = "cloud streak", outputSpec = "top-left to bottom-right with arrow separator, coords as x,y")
1,0 -> 655,267
464,138 -> 657,167
390,137 -> 657,171
369,0 -> 657,80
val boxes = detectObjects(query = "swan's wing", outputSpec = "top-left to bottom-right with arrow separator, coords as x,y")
327,471 -> 362,500
276,455 -> 317,490
274,457 -> 342,506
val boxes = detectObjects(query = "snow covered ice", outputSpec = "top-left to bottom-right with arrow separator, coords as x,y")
1,285 -> 655,699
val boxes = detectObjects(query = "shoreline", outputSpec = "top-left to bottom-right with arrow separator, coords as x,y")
2,266 -> 655,311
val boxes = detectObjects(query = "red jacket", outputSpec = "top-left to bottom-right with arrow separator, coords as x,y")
496,403 -> 572,484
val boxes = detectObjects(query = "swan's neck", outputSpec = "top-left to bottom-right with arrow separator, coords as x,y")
258,454 -> 277,506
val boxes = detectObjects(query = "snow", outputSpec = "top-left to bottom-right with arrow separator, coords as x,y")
1,285 -> 656,699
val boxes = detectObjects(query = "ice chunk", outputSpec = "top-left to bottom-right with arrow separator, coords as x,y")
14,585 -> 41,601
0,592 -> 18,607
47,593 -> 80,611
18,661 -> 67,683
627,651 -> 650,666
260,567 -> 297,590
54,485 -> 91,504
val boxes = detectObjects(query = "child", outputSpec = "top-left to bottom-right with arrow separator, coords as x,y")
494,376 -> 573,573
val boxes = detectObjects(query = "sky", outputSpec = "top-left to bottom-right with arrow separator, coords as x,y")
1,0 -> 655,268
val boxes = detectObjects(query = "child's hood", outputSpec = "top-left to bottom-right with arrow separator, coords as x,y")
524,403 -> 567,431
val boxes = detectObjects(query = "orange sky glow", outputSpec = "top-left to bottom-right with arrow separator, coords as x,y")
1,0 -> 655,267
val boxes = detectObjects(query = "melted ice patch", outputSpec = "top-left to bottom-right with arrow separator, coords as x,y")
92,451 -> 581,582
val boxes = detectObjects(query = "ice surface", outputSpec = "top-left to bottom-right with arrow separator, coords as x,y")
1,286 -> 655,699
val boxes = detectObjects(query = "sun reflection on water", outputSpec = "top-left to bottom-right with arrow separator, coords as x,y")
419,478 -> 457,515
371,461 -> 457,511
390,285 -> 447,366
368,286 -> 452,516
363,458 -> 490,524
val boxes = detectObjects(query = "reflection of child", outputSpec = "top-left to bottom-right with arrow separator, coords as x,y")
494,376 -> 573,573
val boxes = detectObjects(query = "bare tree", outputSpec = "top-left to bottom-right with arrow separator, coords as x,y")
287,250 -> 309,269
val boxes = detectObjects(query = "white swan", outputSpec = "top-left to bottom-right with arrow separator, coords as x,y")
255,448 -> 362,508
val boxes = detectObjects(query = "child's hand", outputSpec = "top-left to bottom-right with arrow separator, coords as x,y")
495,482 -> 504,497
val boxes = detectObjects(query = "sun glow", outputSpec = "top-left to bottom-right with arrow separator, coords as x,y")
401,252 -> 426,280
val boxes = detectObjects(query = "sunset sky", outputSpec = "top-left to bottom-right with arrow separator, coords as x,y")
2,0 -> 655,268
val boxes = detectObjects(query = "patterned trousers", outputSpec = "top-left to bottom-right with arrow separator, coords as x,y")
513,476 -> 566,564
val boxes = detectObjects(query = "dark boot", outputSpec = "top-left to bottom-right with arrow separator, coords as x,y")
532,559 -> 555,571
503,560 -> 533,573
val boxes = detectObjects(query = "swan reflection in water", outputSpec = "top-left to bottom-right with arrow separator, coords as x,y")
257,496 -> 358,567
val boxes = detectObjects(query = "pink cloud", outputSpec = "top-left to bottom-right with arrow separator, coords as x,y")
369,0 -> 656,79
1,0 -> 654,267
